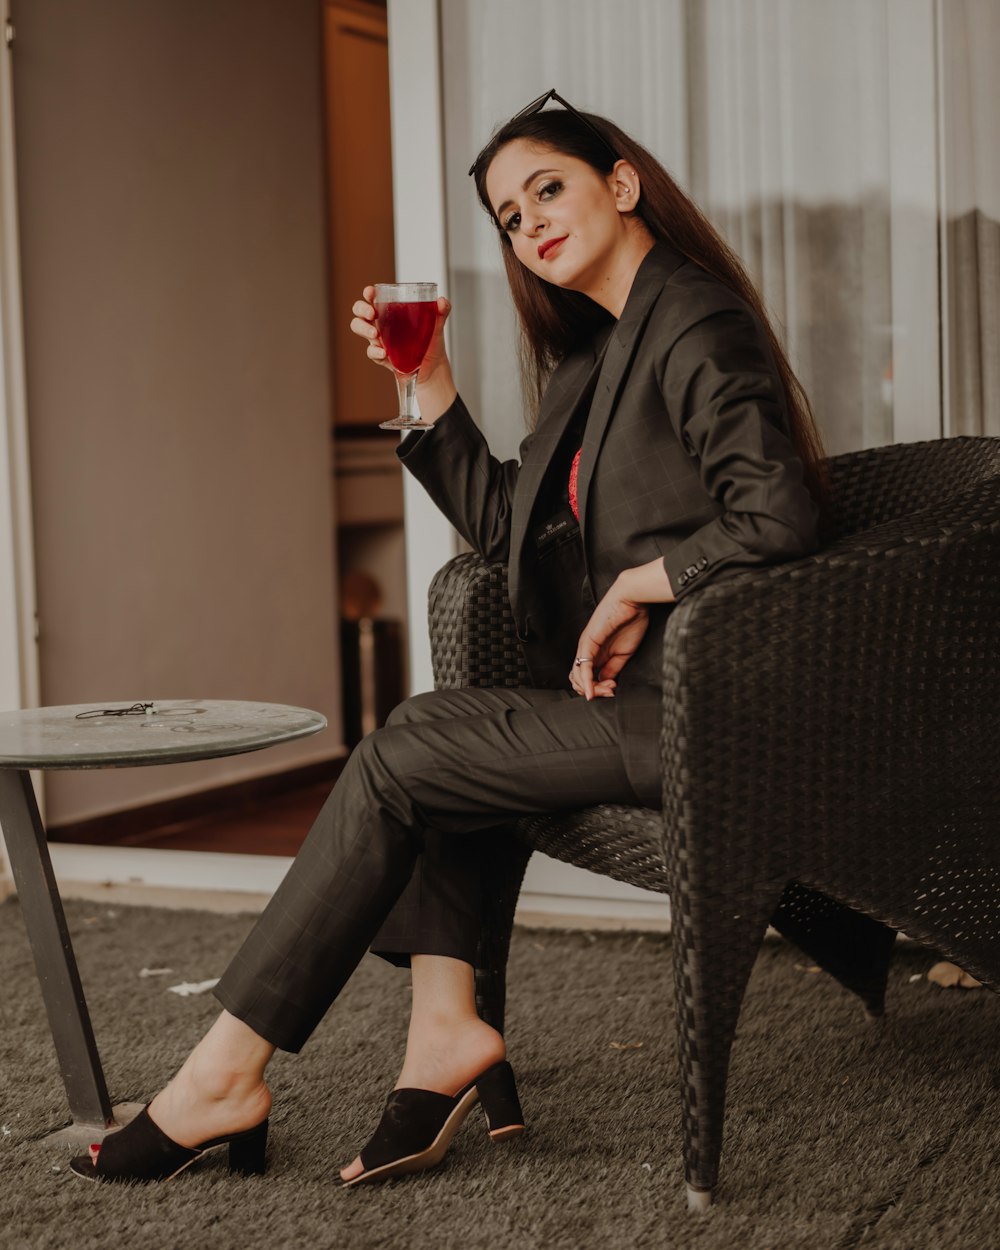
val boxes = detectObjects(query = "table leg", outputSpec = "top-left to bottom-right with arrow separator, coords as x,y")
0,769 -> 114,1128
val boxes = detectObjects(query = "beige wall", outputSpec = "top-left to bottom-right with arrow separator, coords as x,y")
13,0 -> 344,823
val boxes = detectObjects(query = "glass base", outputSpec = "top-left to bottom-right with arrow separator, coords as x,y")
378,416 -> 436,430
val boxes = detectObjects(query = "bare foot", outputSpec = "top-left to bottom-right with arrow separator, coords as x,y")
339,1016 -> 506,1181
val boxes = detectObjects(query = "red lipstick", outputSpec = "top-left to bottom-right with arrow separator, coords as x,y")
538,236 -> 568,260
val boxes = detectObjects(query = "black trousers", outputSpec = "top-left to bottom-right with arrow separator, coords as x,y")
212,686 -> 651,1052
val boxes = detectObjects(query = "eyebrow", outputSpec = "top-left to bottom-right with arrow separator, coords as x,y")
494,169 -> 562,218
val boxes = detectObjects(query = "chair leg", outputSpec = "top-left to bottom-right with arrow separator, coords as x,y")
473,831 -> 533,1034
770,883 -> 898,1018
671,885 -> 784,1207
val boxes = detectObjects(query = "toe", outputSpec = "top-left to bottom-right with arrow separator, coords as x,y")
340,1155 -> 364,1182
88,1144 -> 101,1164
70,1155 -> 98,1179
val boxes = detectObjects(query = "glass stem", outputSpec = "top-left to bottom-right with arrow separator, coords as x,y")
395,372 -> 419,421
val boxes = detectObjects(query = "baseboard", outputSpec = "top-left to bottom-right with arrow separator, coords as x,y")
48,756 -> 347,846
51,878 -> 678,932
55,879 -> 276,914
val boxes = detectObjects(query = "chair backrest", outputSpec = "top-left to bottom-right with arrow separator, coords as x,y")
823,434 -> 1000,541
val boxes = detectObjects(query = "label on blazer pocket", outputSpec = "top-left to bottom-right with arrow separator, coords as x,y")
533,505 -> 581,556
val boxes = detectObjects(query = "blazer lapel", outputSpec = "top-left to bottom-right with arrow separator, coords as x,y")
507,239 -> 689,624
507,331 -> 610,615
575,241 -> 688,542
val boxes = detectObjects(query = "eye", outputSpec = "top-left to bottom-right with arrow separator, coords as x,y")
500,181 -> 562,235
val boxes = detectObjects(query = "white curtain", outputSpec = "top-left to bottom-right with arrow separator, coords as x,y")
439,0 -> 687,461
939,0 -> 1000,437
684,0 -> 894,456
439,0 -> 995,457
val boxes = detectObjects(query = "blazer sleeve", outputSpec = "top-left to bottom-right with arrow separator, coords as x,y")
658,304 -> 821,601
394,391 -> 534,564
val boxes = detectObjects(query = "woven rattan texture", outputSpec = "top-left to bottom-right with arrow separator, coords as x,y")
516,804 -> 667,890
655,436 -> 1000,1188
426,433 -> 1000,1197
429,558 -> 530,690
824,433 -> 1000,538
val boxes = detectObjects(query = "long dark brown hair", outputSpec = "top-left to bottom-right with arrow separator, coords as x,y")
471,108 -> 834,539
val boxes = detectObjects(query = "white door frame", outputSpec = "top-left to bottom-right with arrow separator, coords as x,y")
386,0 -> 459,696
0,13 -> 41,895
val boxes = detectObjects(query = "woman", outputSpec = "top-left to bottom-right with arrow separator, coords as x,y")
70,92 -> 830,1186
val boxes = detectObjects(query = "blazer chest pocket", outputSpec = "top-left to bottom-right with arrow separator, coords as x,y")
532,505 -> 595,620
533,505 -> 581,558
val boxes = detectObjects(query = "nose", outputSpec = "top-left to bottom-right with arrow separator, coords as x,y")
520,205 -> 547,237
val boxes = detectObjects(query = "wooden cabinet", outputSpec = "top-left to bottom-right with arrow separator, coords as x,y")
333,430 -> 404,527
323,0 -> 397,430
324,1 -> 408,697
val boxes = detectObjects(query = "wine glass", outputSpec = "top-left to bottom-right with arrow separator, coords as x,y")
374,282 -> 438,430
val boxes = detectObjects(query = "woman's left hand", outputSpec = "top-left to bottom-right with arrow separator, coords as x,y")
570,578 -> 650,700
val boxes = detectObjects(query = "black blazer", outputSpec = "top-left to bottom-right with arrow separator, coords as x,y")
394,240 -> 820,805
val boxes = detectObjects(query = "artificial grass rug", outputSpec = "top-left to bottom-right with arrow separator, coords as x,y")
1,895 -> 997,1250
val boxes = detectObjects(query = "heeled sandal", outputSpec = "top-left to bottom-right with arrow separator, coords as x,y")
342,1058 -> 525,1187
68,1103 -> 269,1184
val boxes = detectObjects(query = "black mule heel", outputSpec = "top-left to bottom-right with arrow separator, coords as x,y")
227,1118 -> 269,1175
68,1104 -> 270,1184
474,1060 -> 525,1141
343,1058 -> 526,1188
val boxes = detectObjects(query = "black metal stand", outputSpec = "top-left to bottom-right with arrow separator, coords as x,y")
0,768 -> 114,1129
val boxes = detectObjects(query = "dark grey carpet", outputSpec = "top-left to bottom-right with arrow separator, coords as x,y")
1,896 -> 997,1250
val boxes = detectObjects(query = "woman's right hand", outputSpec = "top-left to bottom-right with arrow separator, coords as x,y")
350,285 -> 453,387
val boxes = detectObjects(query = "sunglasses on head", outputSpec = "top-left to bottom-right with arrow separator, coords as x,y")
467,88 -> 620,178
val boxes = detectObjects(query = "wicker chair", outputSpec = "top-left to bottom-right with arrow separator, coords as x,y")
425,434 -> 1000,1210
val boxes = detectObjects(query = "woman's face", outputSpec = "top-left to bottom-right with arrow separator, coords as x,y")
484,138 -> 638,293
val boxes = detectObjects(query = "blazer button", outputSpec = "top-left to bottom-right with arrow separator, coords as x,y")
685,565 -> 698,578
697,557 -> 708,569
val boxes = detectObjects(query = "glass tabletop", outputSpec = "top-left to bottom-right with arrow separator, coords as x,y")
0,700 -> 328,770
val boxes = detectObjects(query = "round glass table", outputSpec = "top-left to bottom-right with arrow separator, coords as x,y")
0,700 -> 327,1138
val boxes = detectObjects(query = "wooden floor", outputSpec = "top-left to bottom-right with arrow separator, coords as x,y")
63,780 -> 332,860
109,781 -> 334,857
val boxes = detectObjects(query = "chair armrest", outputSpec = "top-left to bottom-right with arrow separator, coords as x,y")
659,477 -> 1000,966
427,553 -> 529,689
661,474 -> 1000,708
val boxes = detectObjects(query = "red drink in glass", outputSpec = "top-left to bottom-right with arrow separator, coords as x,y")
374,282 -> 439,430
374,300 -> 437,376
